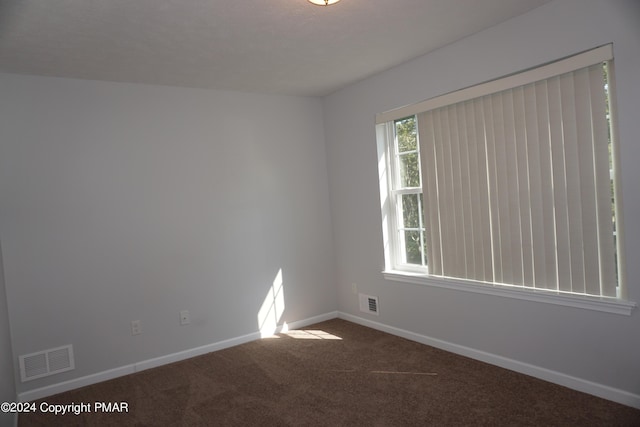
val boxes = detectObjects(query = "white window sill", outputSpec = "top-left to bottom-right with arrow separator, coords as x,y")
382,270 -> 636,316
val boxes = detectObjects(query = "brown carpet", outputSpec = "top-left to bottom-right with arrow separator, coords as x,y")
19,318 -> 640,426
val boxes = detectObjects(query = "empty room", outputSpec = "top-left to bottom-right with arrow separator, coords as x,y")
1,0 -> 639,425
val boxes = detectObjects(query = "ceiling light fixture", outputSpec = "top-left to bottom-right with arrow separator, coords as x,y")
307,0 -> 341,6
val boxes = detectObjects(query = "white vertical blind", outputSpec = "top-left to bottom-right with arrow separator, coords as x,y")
418,62 -> 617,297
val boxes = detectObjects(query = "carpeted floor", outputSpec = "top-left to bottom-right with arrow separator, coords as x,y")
19,318 -> 640,426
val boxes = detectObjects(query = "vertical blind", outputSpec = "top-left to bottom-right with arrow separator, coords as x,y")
417,62 -> 617,297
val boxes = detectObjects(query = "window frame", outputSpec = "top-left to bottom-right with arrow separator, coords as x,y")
376,45 -> 636,316
384,117 -> 428,274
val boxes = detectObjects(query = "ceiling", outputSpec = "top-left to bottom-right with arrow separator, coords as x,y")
0,0 -> 552,97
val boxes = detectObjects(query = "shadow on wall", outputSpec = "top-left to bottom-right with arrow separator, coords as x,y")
0,239 -> 17,426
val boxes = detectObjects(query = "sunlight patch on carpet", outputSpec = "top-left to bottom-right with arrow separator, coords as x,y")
282,330 -> 342,340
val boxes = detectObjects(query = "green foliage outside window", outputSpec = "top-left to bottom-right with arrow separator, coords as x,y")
394,116 -> 426,266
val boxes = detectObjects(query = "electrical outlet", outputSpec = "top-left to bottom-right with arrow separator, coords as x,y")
180,310 -> 190,325
131,320 -> 142,335
351,283 -> 357,294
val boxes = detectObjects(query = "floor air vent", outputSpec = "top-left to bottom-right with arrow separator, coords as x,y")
19,344 -> 75,382
359,294 -> 379,315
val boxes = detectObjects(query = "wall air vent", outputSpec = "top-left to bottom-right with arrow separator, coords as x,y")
359,294 -> 379,315
19,344 -> 75,382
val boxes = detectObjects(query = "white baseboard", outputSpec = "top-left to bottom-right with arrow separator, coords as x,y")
20,309 -> 638,410
135,310 -> 338,372
18,311 -> 338,403
338,312 -> 640,410
18,365 -> 135,403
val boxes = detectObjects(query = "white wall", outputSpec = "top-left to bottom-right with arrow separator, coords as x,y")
0,75 -> 336,394
0,242 -> 16,426
1,0 -> 638,406
325,0 -> 640,400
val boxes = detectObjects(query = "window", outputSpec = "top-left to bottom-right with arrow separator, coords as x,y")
377,45 -> 634,314
385,116 -> 427,271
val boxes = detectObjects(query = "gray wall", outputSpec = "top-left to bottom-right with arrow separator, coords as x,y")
325,0 -> 640,396
0,242 -> 16,427
0,76 -> 336,394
